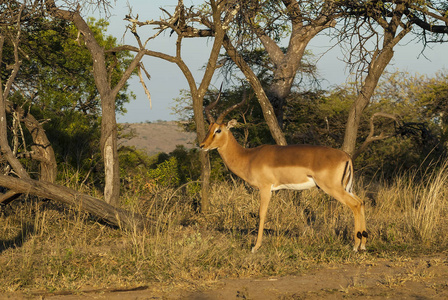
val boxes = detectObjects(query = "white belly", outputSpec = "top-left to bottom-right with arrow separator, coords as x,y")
271,177 -> 316,191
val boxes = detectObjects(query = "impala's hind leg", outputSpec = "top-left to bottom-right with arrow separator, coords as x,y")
317,183 -> 366,251
342,191 -> 366,252
353,193 -> 367,250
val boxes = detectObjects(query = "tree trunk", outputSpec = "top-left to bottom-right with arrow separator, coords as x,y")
342,45 -> 404,156
192,88 -> 212,213
0,175 -> 147,230
100,94 -> 120,206
6,101 -> 57,182
245,1 -> 336,128
342,51 -> 393,156
191,89 -> 211,212
45,1 -> 120,205
199,150 -> 211,212
341,2 -> 411,157
46,0 -> 145,206
0,36 -> 30,180
178,1 -> 229,213
223,35 -> 287,145
264,38 -> 309,127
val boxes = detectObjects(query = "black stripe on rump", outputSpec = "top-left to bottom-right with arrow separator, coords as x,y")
341,161 -> 352,192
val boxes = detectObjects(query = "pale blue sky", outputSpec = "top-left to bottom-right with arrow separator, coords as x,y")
88,0 -> 448,123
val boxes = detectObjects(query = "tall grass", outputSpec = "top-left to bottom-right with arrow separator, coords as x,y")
405,161 -> 448,243
372,160 -> 448,246
0,163 -> 447,293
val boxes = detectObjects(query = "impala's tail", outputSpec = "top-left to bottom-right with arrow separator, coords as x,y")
342,160 -> 354,193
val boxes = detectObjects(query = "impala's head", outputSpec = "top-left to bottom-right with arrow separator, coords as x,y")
199,119 -> 238,151
199,85 -> 246,151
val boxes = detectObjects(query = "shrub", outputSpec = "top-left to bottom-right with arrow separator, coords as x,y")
147,156 -> 180,188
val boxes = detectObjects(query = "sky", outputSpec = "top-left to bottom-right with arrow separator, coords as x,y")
87,0 -> 448,124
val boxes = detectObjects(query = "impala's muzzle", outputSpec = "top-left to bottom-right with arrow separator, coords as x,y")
199,140 -> 212,151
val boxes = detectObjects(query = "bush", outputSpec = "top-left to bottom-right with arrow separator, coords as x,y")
147,156 -> 180,188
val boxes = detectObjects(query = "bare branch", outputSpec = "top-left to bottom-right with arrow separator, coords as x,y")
352,112 -> 399,160
0,7 -> 30,179
204,83 -> 222,123
137,63 -> 152,109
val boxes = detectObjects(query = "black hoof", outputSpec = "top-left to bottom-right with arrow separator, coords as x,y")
356,231 -> 362,239
362,231 -> 368,238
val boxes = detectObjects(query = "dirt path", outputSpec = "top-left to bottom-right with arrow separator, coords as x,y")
3,256 -> 447,300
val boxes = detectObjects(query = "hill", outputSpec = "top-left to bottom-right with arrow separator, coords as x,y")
119,121 -> 197,156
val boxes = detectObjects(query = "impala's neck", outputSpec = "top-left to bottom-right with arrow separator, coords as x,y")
218,132 -> 250,180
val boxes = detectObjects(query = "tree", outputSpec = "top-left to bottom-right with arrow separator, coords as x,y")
222,0 -> 447,159
120,0 -> 239,212
207,0 -> 340,146
338,0 -> 448,156
227,0 -> 338,129
0,1 -> 149,228
0,3 -> 32,183
2,16 -> 134,186
45,0 -> 146,205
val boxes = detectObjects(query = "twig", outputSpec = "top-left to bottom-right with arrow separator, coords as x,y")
137,63 -> 152,108
353,112 -> 399,160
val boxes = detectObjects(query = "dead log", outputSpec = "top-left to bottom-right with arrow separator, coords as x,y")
0,175 -> 148,230
0,189 -> 21,205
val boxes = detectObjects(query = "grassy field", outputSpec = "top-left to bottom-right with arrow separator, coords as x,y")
0,162 -> 447,296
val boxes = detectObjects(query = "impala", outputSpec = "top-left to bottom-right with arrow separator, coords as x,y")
200,91 -> 367,253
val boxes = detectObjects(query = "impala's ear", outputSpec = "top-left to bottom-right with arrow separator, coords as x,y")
227,119 -> 238,129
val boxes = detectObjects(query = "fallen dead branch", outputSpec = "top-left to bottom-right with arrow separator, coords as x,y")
0,175 -> 148,230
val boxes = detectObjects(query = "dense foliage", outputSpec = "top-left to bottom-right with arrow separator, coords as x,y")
3,17 -> 134,186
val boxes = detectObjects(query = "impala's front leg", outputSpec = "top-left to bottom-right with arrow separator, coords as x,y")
252,187 -> 272,253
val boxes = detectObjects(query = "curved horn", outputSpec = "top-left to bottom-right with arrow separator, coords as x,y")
216,87 -> 247,124
204,83 -> 223,123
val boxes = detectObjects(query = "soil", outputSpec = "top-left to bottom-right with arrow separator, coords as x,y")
119,121 -> 196,156
3,255 -> 447,300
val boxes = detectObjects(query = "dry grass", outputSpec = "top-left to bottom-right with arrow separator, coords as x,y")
1,163 -> 447,294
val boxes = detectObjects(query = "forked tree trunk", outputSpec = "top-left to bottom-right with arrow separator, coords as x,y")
342,50 -> 393,157
241,0 -> 336,129
262,34 -> 320,128
266,40 -> 308,128
45,2 -> 120,205
342,27 -> 411,157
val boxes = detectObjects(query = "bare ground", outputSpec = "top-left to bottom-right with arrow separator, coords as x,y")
119,121 -> 196,156
4,255 -> 447,300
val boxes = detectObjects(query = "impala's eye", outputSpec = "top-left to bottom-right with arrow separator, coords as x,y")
215,129 -> 221,134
